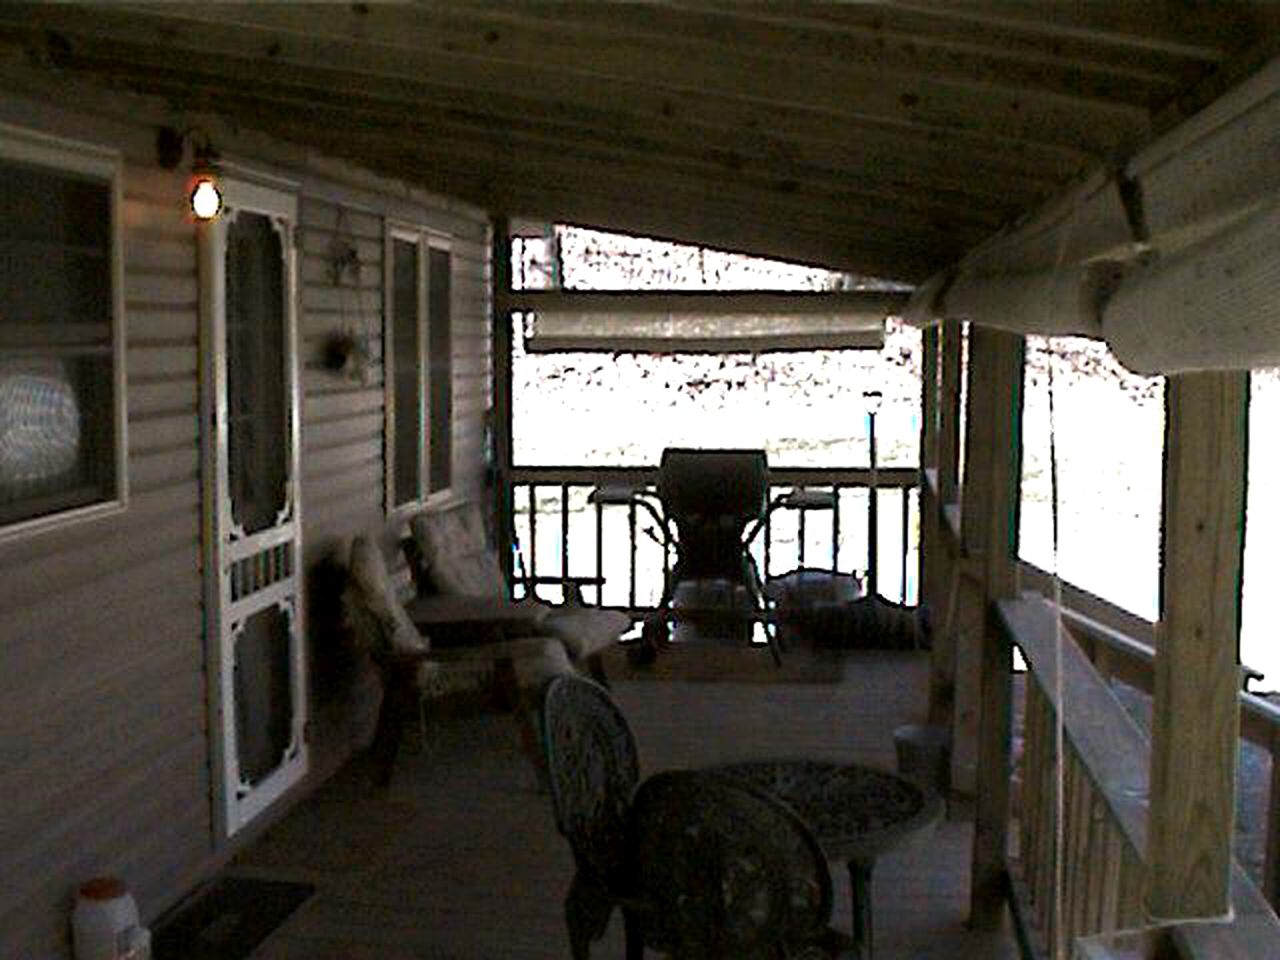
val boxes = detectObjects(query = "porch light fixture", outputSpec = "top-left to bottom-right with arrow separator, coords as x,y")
188,140 -> 223,222
156,126 -> 224,221
189,175 -> 223,221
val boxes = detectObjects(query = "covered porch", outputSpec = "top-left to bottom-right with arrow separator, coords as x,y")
1,4 -> 1280,959
235,648 -> 1015,960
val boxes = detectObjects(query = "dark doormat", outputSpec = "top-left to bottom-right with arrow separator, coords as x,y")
152,876 -> 314,960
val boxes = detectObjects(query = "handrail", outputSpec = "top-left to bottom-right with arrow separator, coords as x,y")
1000,594 -> 1150,849
999,592 -> 1280,959
511,463 -> 919,488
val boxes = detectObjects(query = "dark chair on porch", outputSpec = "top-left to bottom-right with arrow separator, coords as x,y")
628,769 -> 855,959
541,672 -> 645,960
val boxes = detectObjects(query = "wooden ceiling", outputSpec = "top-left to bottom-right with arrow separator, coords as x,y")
2,2 -> 1277,282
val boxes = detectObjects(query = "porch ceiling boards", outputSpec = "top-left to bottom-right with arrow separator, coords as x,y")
1,2 -> 1277,282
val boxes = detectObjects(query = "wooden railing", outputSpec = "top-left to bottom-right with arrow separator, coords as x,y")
508,464 -> 919,612
1019,563 -> 1280,910
999,592 -> 1280,959
1002,595 -> 1151,955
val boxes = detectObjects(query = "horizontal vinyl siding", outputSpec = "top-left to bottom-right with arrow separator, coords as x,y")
297,195 -> 492,768
0,85 -> 493,960
447,230 -> 492,500
0,148 -> 209,960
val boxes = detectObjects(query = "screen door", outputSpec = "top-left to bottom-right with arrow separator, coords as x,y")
199,177 -> 306,837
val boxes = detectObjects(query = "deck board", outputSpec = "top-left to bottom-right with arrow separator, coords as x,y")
239,650 -> 1017,959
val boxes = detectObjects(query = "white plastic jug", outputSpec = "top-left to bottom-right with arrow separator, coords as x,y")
72,877 -> 151,960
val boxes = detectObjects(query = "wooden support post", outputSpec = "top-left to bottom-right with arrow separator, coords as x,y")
961,327 -> 1024,928
937,320 -> 963,504
491,216 -> 515,586
1147,371 -> 1248,921
919,325 -> 944,716
929,320 -> 964,726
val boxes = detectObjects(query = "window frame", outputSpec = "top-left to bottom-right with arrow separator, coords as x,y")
383,223 -> 452,514
0,121 -> 127,542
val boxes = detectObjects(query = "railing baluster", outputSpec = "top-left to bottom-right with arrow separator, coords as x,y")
798,489 -> 807,567
560,482 -> 569,596
901,487 -> 910,603
527,482 -> 537,592
764,496 -> 772,579
595,491 -> 604,607
831,484 -> 840,574
629,499 -> 637,611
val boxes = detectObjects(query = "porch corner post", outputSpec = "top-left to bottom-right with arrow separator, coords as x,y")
918,324 -> 944,720
1147,371 -> 1248,921
491,215 -> 515,586
961,326 -> 1025,929
929,319 -> 964,726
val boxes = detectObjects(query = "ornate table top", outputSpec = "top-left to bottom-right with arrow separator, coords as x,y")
712,758 -> 945,863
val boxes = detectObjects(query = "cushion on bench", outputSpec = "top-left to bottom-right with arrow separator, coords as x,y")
409,502 -> 506,599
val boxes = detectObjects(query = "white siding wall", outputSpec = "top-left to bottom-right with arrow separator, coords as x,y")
0,85 -> 491,959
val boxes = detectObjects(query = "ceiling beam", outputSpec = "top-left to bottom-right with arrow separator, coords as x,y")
453,0 -> 1185,106
16,3 -> 1143,154
877,1 -> 1258,60
219,105 -> 983,253
2,13 -> 1089,187
255,124 -> 948,279
120,71 -> 1013,233
115,64 -> 1045,211
668,0 -> 1213,77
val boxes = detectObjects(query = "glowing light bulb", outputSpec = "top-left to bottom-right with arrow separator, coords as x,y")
190,177 -> 223,220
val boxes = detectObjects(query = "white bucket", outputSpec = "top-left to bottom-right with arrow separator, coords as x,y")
72,877 -> 151,960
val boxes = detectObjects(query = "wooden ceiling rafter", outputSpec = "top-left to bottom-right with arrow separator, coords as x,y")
228,109 -> 978,253
449,0 -> 1190,106
49,55 -> 1044,218
3,10 -> 1094,177
32,3 -> 1145,156
114,70 -> 1014,234
0,1 -> 1271,281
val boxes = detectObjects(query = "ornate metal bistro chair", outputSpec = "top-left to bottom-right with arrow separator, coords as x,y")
541,673 -> 646,960
628,769 -> 854,959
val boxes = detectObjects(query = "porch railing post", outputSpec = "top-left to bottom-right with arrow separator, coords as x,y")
960,326 -> 1025,929
491,216 -> 515,588
929,320 -> 964,726
1147,371 -> 1248,921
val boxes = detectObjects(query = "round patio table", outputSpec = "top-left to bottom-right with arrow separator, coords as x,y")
713,758 -> 945,960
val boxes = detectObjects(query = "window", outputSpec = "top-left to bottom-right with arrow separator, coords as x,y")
0,124 -> 124,538
385,228 -> 451,508
428,244 -> 452,492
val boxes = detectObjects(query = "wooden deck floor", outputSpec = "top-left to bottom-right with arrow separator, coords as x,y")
238,649 -> 1018,959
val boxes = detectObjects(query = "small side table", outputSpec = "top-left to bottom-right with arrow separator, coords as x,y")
714,758 -> 944,960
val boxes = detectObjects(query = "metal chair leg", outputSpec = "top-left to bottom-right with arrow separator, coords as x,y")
848,858 -> 875,960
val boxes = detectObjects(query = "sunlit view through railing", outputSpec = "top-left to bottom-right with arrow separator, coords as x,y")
509,465 -> 919,612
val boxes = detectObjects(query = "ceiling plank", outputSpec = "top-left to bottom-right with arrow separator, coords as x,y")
665,0 -> 1215,78
0,17 -> 1089,184
115,69 -> 1017,231
222,114 -> 953,278
208,103 -> 988,248
876,1 -> 1258,60
449,0 -> 1184,107
36,3 -> 1147,154
69,53 -> 1051,210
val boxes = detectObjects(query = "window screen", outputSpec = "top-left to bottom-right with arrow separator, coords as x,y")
0,156 -> 117,529
391,237 -> 422,506
225,211 -> 288,535
428,246 -> 452,491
